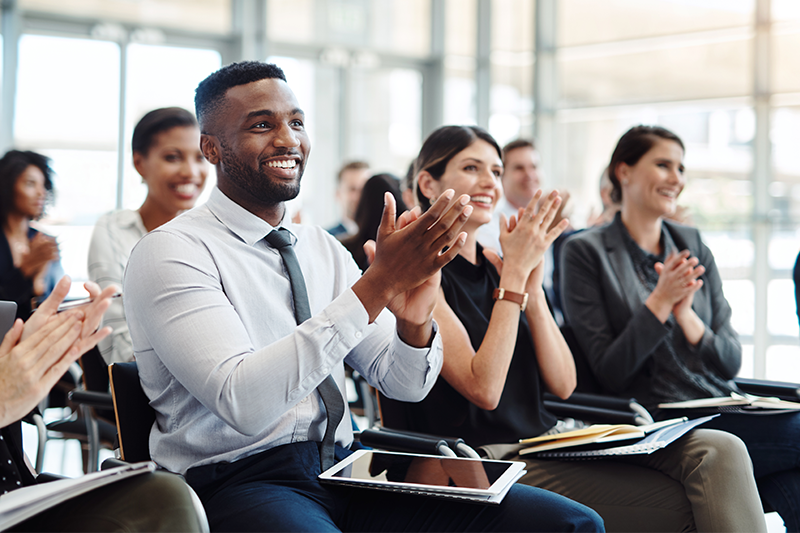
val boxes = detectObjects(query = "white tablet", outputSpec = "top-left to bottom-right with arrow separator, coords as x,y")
0,301 -> 17,335
319,449 -> 525,504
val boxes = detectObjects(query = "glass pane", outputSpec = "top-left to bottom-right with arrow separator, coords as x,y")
20,0 -> 232,35
267,0 -> 430,57
738,344 -> 754,378
123,43 -> 222,210
772,107 -> 800,227
773,31 -> 800,94
768,279 -> 799,336
560,38 -> 753,108
773,0 -> 800,22
369,0 -> 431,57
16,35 -> 120,148
766,345 -> 800,383
490,0 -> 534,145
267,0 -> 316,44
723,279 -> 755,336
558,0 -> 754,47
349,67 -> 423,168
446,0 -> 476,56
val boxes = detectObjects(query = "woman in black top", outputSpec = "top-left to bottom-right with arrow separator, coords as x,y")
561,125 -> 800,532
403,125 -> 766,532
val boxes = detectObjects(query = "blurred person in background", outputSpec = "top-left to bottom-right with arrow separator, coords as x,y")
326,160 -> 370,238
401,160 -> 417,210
88,107 -> 209,364
0,150 -> 62,320
341,173 -> 406,272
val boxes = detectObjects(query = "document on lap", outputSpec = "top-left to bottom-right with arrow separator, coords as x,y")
519,416 -> 717,459
0,462 -> 156,530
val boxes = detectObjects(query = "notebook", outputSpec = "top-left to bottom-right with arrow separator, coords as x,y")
319,450 -> 525,505
526,415 -> 718,459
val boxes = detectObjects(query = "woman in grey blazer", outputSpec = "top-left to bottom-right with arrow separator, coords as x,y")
562,125 -> 800,531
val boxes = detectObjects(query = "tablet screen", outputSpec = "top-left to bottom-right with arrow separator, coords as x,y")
327,450 -> 514,492
0,301 -> 17,335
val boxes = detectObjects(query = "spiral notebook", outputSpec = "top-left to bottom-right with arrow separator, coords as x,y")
529,415 -> 717,459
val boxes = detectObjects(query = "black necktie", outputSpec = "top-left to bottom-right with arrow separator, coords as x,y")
265,228 -> 344,471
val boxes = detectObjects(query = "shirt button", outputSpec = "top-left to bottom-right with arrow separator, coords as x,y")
355,331 -> 362,339
322,367 -> 329,374
301,396 -> 309,403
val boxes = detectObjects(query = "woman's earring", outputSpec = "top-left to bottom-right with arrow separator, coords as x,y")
621,179 -> 629,185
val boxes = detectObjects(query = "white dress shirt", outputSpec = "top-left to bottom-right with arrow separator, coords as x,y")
88,209 -> 147,364
124,187 -> 443,474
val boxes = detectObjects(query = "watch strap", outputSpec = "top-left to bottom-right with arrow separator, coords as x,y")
492,287 -> 529,311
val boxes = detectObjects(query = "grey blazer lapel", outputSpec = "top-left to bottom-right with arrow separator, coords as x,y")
603,222 -> 644,316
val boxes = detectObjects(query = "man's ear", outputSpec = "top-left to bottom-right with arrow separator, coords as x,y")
200,134 -> 220,165
416,170 -> 438,202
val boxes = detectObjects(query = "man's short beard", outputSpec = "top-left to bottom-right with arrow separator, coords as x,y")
218,137 -> 302,205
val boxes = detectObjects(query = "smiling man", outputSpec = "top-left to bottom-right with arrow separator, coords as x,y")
122,62 -> 602,533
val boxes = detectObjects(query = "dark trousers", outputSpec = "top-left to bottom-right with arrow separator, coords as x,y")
185,441 -> 604,533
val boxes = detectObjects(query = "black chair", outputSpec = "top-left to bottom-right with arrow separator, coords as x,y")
108,362 -> 156,463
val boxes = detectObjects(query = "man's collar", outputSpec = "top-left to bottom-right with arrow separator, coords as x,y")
206,187 -> 296,246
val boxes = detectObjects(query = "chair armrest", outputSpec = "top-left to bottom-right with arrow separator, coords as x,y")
68,389 -> 114,410
733,377 -> 800,401
543,400 -> 648,425
357,428 -> 480,458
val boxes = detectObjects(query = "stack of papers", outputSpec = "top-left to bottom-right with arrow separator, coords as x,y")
519,416 -> 716,459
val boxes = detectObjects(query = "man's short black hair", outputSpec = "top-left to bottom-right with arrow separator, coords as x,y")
195,61 -> 287,130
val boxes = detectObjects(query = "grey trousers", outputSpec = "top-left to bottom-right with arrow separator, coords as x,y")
13,470 -> 205,532
482,428 -> 766,533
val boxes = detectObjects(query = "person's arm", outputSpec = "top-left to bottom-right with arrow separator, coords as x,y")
560,236 -> 672,393
681,241 -> 741,379
354,191 -> 470,347
436,191 -> 570,410
0,276 -> 113,427
87,216 -> 135,363
125,193 -> 469,437
522,259 -> 576,399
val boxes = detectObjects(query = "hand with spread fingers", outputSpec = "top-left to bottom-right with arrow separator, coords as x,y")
1,275 -> 115,427
484,189 -> 570,295
357,189 -> 471,347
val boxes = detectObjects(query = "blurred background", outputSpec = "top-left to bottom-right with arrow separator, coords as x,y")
2,0 -> 799,383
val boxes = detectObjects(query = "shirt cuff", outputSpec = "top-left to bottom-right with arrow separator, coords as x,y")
393,319 -> 442,373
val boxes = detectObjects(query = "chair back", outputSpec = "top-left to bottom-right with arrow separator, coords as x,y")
108,362 -> 155,462
79,346 -> 116,422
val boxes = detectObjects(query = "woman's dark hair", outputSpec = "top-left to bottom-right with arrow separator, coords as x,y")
414,126 -> 502,212
608,125 -> 685,203
0,150 -> 54,223
131,107 -> 198,156
341,173 -> 406,271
